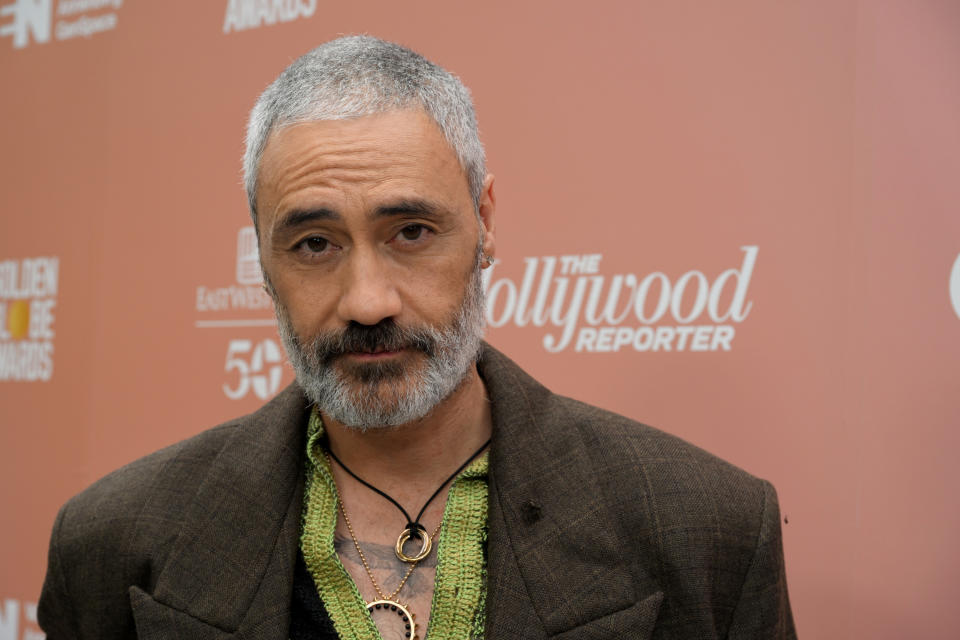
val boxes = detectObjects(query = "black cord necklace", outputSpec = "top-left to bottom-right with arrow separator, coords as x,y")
326,437 -> 491,563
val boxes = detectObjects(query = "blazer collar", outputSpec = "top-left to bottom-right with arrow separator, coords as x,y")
141,383 -> 311,635
479,345 -> 662,637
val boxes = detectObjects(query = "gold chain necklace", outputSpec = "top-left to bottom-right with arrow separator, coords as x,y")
334,465 -> 442,640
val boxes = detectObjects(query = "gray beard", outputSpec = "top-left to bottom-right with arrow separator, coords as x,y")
273,253 -> 486,430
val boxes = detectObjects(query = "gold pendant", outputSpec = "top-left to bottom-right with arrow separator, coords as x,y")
366,599 -> 417,640
395,527 -> 431,563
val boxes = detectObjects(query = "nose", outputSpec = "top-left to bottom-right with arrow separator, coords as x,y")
336,247 -> 403,326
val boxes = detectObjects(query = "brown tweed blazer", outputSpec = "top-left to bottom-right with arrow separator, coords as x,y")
39,344 -> 795,639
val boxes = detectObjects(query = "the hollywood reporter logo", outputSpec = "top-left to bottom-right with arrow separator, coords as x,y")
482,247 -> 758,353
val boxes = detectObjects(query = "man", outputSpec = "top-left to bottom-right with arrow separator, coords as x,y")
38,36 -> 795,639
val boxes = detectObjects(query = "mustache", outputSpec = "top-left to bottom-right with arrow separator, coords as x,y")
305,320 -> 437,365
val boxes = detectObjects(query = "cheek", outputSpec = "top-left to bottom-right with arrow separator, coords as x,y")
274,276 -> 339,332
400,255 -> 477,319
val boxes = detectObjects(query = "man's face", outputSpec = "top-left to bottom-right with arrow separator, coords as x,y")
255,109 -> 495,428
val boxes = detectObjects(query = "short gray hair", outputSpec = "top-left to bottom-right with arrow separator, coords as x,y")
243,35 -> 486,225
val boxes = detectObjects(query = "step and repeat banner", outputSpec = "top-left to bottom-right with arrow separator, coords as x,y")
1,1 -> 958,637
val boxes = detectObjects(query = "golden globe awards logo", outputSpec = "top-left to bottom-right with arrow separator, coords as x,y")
482,247 -> 758,353
0,256 -> 58,382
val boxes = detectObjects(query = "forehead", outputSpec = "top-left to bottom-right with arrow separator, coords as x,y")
255,109 -> 470,218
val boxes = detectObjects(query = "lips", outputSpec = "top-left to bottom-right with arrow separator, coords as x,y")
356,346 -> 397,354
347,348 -> 402,358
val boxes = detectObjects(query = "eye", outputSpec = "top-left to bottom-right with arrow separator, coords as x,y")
297,236 -> 330,254
306,237 -> 327,251
397,224 -> 428,242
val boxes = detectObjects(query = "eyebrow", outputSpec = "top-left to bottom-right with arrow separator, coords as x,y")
273,208 -> 340,235
272,198 -> 450,237
373,199 -> 445,219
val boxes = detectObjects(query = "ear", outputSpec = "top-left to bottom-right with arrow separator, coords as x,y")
477,173 -> 496,266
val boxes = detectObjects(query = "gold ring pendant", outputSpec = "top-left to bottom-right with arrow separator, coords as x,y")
395,527 -> 432,563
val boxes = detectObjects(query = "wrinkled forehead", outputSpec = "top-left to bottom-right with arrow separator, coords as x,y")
266,108 -> 461,175
255,109 -> 474,221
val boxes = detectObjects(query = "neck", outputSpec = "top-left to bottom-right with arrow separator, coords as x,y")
321,366 -> 492,490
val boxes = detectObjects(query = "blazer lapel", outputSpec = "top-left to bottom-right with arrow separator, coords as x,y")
131,384 -> 311,638
480,346 -> 663,638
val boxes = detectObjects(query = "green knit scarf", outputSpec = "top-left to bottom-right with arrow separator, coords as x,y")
300,408 -> 488,640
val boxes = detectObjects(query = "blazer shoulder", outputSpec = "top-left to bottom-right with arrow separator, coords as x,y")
40,384 -> 310,637
50,383 -> 309,564
39,419 -> 244,634
61,419 -> 240,525
480,343 -> 794,637
479,342 -> 770,516
545,395 -> 790,635
557,393 -> 770,513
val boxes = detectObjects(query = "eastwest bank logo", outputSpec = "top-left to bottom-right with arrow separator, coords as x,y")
196,227 -> 272,314
195,227 -> 283,402
481,247 -> 758,353
0,256 -> 58,382
223,0 -> 316,33
0,0 -> 122,49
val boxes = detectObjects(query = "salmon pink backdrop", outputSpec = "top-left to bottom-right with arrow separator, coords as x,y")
2,1 -> 959,637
